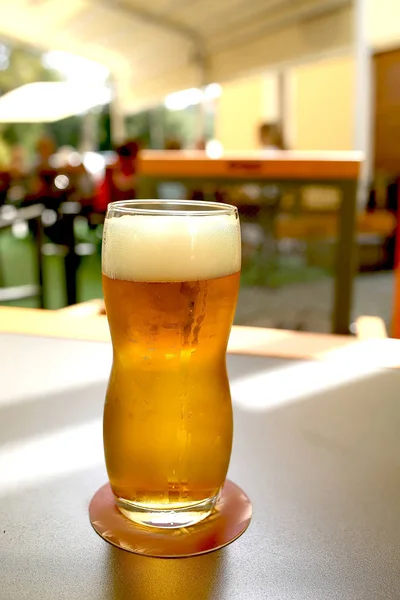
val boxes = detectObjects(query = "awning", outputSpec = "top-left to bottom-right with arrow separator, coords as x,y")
0,82 -> 111,123
0,0 -> 354,113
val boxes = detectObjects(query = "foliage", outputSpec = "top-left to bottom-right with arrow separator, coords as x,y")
47,115 -> 82,149
0,42 -> 60,163
125,104 -> 215,150
97,107 -> 112,151
125,109 -> 152,148
0,39 -> 216,161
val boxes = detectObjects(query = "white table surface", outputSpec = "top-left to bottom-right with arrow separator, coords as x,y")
1,333 -> 399,600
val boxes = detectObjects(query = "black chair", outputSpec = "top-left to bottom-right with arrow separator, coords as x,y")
41,201 -> 91,306
0,171 -> 10,208
0,204 -> 45,307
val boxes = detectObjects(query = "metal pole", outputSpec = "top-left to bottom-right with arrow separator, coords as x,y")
110,77 -> 126,146
353,0 -> 371,208
80,110 -> 97,153
195,53 -> 208,147
333,180 -> 358,334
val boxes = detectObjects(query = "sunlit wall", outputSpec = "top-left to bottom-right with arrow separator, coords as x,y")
287,55 -> 355,152
215,74 -> 279,151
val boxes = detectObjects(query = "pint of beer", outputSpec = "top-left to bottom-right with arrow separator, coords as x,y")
102,200 -> 241,528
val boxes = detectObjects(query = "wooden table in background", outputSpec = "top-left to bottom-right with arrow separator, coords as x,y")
1,305 -> 400,368
137,150 -> 363,335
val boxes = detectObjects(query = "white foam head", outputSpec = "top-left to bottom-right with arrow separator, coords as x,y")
102,213 -> 241,282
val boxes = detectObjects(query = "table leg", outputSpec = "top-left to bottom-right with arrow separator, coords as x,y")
35,215 -> 45,309
60,204 -> 80,307
333,180 -> 358,334
138,176 -> 158,199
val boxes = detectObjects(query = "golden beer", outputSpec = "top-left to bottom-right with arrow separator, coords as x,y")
102,201 -> 241,528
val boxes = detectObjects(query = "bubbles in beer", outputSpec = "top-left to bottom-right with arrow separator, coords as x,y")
102,213 -> 241,282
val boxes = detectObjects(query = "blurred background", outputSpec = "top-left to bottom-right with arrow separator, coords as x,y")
0,0 -> 398,334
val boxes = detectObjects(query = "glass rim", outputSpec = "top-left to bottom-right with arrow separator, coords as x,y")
106,199 -> 237,217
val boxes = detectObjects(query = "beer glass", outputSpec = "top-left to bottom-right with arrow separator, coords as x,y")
102,200 -> 241,529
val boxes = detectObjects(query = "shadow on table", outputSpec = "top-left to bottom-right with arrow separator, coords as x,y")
1,363 -> 400,599
107,544 -> 226,600
227,353 -> 296,381
0,355 -> 290,448
0,380 -> 106,446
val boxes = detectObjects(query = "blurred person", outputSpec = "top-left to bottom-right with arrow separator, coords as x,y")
0,144 -> 10,207
0,168 -> 10,207
34,134 -> 57,171
73,160 -> 95,210
55,145 -> 95,210
195,138 -> 206,151
26,134 -> 61,208
9,145 -> 27,180
258,122 -> 285,151
94,140 -> 140,213
7,145 -> 29,205
165,137 -> 182,150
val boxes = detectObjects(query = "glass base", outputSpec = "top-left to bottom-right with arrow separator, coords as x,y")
90,480 -> 252,557
115,494 -> 218,529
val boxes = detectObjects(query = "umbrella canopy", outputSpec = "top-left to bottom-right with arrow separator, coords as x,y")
0,82 -> 111,123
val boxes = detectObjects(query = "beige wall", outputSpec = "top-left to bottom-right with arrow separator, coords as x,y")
215,1 -> 400,154
286,0 -> 400,152
215,73 -> 278,151
287,55 -> 356,151
367,0 -> 400,50
216,56 -> 356,153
